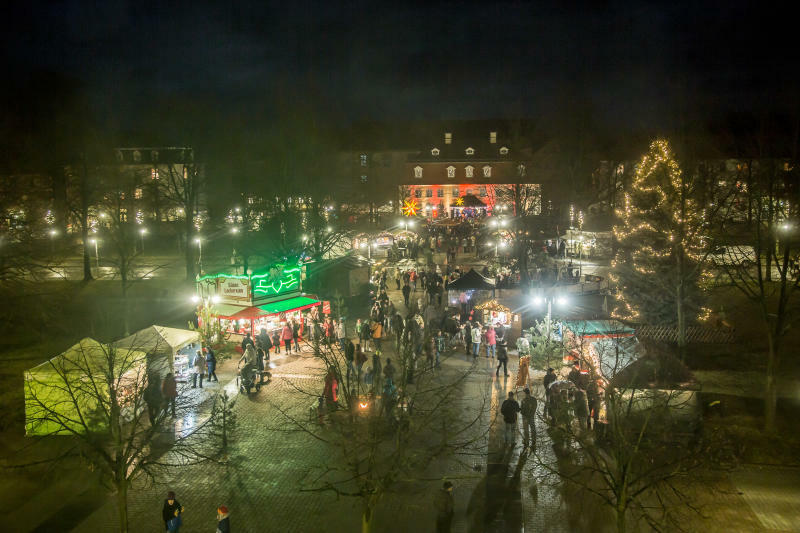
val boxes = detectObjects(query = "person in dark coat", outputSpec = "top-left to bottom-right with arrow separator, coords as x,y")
216,505 -> 230,533
161,373 -> 177,417
402,282 -> 411,307
255,348 -> 265,383
292,319 -> 301,351
434,481 -> 455,532
205,347 -> 218,382
568,363 -> 581,386
240,333 -> 254,353
144,374 -> 162,424
543,367 -> 557,418
464,322 -> 472,356
495,338 -> 509,377
162,491 -> 183,532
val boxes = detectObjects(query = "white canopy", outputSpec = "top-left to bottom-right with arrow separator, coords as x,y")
113,326 -> 200,377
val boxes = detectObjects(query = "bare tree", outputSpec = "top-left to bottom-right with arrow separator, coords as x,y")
161,155 -> 203,280
21,336 -> 227,533
714,159 -> 799,431
268,335 -> 486,532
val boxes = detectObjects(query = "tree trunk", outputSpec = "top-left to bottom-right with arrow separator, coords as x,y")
764,327 -> 778,432
616,506 -> 626,533
116,481 -> 129,533
184,225 -> 195,281
361,502 -> 373,533
82,227 -> 93,282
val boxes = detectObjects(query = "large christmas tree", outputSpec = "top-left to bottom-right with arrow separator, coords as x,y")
611,139 -> 709,350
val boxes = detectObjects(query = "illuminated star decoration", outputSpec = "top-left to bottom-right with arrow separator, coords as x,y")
402,199 -> 419,217
455,197 -> 464,206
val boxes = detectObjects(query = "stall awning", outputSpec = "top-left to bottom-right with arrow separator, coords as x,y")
214,303 -> 252,319
257,296 -> 321,315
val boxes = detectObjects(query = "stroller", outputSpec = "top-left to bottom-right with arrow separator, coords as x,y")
237,363 -> 261,394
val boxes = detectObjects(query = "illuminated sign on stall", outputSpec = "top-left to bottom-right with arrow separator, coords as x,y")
251,267 -> 302,300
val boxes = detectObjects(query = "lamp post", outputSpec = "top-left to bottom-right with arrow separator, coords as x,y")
89,238 -> 100,269
533,293 -> 569,364
48,229 -> 58,254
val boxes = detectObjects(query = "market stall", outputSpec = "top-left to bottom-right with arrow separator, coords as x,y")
24,338 -> 148,436
196,262 -> 322,347
562,320 -> 636,379
114,325 -> 200,383
446,268 -> 496,318
474,299 -> 522,345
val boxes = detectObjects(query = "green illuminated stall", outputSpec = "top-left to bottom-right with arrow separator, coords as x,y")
195,263 -> 321,339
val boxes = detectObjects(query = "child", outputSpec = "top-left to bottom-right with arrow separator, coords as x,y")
272,329 -> 281,354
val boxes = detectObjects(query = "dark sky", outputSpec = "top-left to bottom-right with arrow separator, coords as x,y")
2,0 -> 797,144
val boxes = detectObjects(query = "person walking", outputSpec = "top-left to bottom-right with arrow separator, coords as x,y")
144,373 -> 162,425
434,330 -> 446,369
495,337 -> 509,377
500,391 -> 521,446
161,373 -> 177,417
371,352 -> 382,390
520,388 -> 538,447
345,339 -> 356,384
205,347 -> 218,382
281,323 -> 294,354
371,319 -> 383,351
434,481 -> 455,532
256,328 -> 272,354
485,325 -> 496,358
573,388 -> 590,431
395,270 -> 401,290
543,367 -> 557,418
192,350 -> 205,388
470,323 -> 481,357
337,319 -> 347,352
162,491 -> 183,532
464,321 -> 472,356
383,358 -> 396,385
292,319 -> 301,351
215,505 -> 230,533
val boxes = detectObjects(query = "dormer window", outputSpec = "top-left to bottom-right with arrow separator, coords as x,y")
446,166 -> 456,179
444,133 -> 452,145
489,131 -> 497,144
431,148 -> 440,157
499,146 -> 509,155
517,164 -> 526,177
465,165 -> 474,178
360,154 -> 367,167
115,150 -> 124,162
482,165 -> 492,178
465,147 -> 475,156
132,150 -> 141,162
414,166 -> 423,179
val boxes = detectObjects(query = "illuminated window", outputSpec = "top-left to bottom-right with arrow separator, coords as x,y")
437,189 -> 444,198
465,165 -> 474,178
499,146 -> 509,155
151,168 -> 159,180
360,154 -> 367,166
134,187 -> 143,199
465,147 -> 475,155
447,166 -> 456,178
361,175 -> 368,183
483,165 -> 492,178
517,163 -> 526,177
452,187 -> 459,196
120,208 -> 128,222
414,166 -> 423,178
415,189 -> 422,198
489,131 -> 497,144
444,132 -> 452,144
426,188 -> 433,198
132,150 -> 141,162
431,148 -> 440,157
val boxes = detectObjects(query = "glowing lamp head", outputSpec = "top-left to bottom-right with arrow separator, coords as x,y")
556,296 -> 569,306
140,228 -> 147,235
533,296 -> 544,306
49,229 -> 58,236
211,295 -> 221,304
194,238 -> 201,244
191,295 -> 200,304
230,227 -> 239,234
359,402 -> 369,409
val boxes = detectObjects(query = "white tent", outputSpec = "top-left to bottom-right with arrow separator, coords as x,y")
24,338 -> 148,436
114,326 -> 200,378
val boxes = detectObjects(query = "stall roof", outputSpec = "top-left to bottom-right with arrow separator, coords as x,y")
257,296 -> 321,314
114,326 -> 200,355
447,269 -> 496,290
563,320 -> 635,338
215,297 -> 321,319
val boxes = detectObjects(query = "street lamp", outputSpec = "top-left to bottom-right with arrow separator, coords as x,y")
48,229 -> 58,253
89,238 -> 100,269
139,227 -> 147,252
230,226 -> 239,234
532,293 -> 570,350
195,237 -> 203,274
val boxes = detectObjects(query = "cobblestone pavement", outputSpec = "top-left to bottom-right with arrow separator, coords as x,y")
65,269 -> 800,532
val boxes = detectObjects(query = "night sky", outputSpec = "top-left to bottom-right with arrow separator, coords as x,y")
2,1 -> 797,146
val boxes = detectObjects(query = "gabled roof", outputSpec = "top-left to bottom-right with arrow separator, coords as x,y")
447,269 -> 496,290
